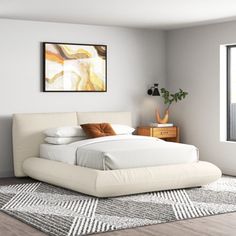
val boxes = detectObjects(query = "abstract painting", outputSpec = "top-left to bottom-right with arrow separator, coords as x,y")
43,42 -> 107,92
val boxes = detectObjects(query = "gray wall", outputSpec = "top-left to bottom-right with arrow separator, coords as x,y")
0,19 -> 166,177
166,20 -> 236,176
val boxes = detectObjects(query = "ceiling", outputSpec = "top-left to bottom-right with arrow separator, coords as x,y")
1,0 -> 236,30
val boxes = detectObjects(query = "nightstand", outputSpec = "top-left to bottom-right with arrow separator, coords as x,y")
137,126 -> 180,143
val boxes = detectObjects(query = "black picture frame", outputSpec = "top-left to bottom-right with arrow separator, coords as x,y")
42,42 -> 107,92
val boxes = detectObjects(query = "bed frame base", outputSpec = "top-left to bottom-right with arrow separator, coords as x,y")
23,157 -> 221,198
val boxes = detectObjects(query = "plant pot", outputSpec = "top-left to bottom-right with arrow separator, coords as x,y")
156,109 -> 169,124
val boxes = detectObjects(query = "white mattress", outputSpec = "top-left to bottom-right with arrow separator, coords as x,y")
40,135 -> 199,169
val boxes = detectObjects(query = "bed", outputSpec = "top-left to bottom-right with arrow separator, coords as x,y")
12,111 -> 221,197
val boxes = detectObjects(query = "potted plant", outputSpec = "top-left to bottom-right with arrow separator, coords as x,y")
156,88 -> 188,124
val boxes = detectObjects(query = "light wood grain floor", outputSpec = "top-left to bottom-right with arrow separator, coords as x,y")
0,178 -> 236,236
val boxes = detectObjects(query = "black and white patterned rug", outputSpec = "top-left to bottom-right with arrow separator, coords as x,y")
0,176 -> 236,236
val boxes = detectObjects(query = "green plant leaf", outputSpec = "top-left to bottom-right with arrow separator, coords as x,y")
160,87 -> 188,107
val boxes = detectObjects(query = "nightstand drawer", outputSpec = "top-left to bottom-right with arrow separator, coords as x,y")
137,126 -> 179,142
152,127 -> 177,138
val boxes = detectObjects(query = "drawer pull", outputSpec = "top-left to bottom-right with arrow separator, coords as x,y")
160,131 -> 168,135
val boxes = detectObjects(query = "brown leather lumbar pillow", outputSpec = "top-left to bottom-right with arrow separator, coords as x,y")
81,123 -> 116,138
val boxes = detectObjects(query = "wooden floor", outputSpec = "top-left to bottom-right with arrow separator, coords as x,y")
0,178 -> 236,236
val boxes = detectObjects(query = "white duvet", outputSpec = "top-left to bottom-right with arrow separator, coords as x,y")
40,135 -> 199,170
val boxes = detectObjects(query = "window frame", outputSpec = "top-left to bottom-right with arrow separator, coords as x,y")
226,45 -> 236,141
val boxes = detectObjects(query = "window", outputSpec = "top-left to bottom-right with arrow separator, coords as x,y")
227,45 -> 236,141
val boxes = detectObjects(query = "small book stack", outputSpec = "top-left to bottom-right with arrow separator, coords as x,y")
150,123 -> 174,127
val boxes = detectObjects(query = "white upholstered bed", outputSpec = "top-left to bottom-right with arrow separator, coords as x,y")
12,111 -> 222,197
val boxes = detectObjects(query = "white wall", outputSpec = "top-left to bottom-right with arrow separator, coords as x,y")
166,21 -> 236,176
0,19 -> 166,177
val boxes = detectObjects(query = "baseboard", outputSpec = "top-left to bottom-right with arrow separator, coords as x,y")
0,170 -> 14,178
221,167 -> 236,177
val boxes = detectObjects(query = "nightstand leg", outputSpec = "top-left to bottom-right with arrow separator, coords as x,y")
176,127 -> 180,143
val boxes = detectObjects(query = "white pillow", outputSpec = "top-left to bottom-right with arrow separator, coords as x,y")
43,126 -> 86,137
111,124 -> 135,135
44,137 -> 85,145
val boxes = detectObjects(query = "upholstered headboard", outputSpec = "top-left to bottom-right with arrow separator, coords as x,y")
12,111 -> 132,177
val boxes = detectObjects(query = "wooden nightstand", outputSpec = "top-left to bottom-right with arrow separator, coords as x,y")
137,126 -> 180,143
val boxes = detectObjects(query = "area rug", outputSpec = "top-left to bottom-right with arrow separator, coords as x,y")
0,176 -> 236,236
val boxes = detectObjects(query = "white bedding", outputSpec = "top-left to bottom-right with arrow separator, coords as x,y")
40,135 -> 199,169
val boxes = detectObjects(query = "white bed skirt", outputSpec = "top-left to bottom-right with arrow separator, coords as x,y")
23,157 -> 221,198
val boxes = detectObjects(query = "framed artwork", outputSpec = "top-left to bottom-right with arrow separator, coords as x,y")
43,42 -> 107,92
